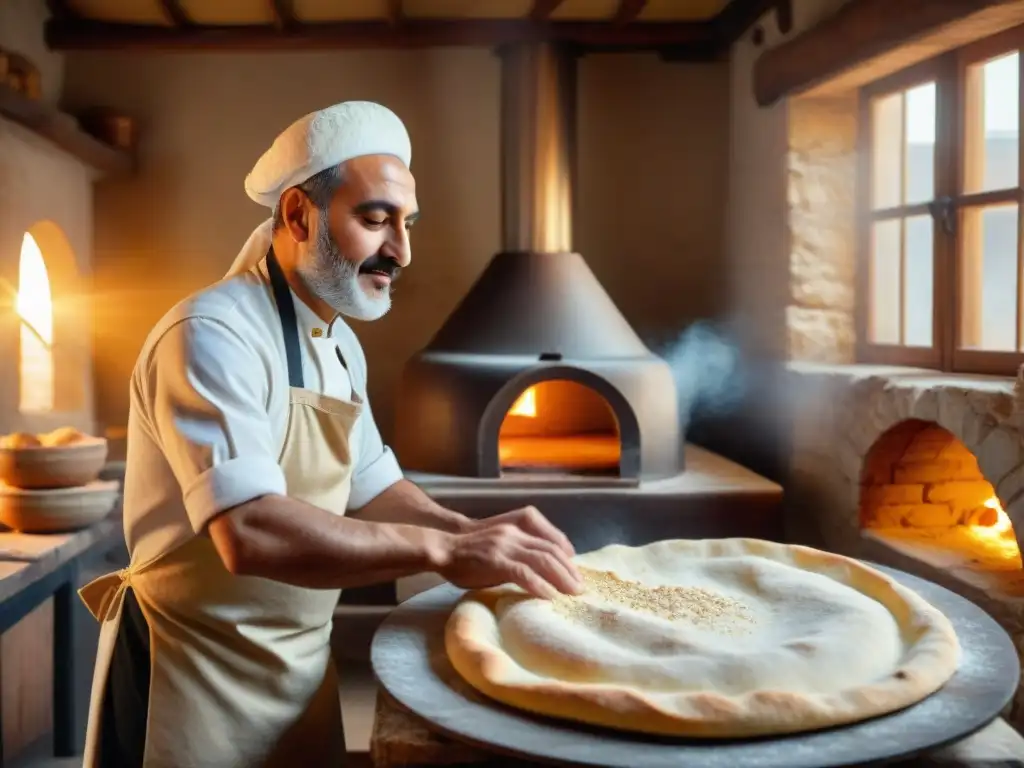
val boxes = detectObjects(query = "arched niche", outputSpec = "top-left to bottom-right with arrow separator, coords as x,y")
859,418 -> 1021,576
497,378 -> 621,475
13,221 -> 89,432
479,367 -> 641,479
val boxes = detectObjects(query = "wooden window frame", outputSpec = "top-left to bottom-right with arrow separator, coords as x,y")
856,26 -> 1024,377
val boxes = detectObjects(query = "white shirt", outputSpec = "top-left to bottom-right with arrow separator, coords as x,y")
121,256 -> 404,563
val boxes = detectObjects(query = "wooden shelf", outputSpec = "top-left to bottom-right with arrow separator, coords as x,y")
0,82 -> 132,176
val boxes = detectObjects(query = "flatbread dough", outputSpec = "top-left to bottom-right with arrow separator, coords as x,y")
445,538 -> 961,738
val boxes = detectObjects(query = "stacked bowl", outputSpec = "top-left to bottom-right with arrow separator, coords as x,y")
0,427 -> 119,533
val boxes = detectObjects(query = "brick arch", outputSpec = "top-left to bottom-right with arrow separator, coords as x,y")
859,419 -> 1002,530
839,385 -> 1024,536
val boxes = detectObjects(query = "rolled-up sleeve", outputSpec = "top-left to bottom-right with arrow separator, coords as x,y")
143,316 -> 287,533
348,394 -> 404,509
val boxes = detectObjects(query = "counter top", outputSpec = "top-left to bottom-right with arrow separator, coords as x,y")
0,511 -> 122,605
369,690 -> 1024,767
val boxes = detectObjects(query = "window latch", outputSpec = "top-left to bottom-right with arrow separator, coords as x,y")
929,196 -> 956,236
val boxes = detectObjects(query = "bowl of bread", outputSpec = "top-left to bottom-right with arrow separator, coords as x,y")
0,427 -> 108,489
0,427 -> 116,533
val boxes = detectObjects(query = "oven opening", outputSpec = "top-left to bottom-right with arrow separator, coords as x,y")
498,379 -> 620,476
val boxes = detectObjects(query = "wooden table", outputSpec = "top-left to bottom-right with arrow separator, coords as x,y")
369,690 -> 1024,767
0,511 -> 122,762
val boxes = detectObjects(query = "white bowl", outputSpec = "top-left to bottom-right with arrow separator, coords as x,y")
0,437 -> 108,489
0,480 -> 120,533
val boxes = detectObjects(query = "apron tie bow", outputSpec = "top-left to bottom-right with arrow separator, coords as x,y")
79,567 -> 133,622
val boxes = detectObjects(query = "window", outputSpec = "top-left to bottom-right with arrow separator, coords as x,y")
858,28 -> 1024,375
17,232 -> 54,414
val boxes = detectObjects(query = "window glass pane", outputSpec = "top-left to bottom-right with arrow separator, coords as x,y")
903,215 -> 933,347
960,203 -> 1019,351
904,83 -> 936,205
964,52 -> 1019,194
870,219 -> 902,344
872,93 -> 903,210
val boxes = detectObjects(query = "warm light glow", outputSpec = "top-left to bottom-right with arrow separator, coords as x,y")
498,379 -> 622,475
959,495 -> 1022,565
17,233 -> 54,414
973,496 -> 1019,540
509,387 -> 537,418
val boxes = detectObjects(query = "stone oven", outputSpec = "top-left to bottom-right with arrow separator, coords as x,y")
390,41 -> 784,561
394,41 -> 680,486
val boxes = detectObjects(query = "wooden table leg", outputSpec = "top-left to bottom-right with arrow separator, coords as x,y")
52,569 -> 76,757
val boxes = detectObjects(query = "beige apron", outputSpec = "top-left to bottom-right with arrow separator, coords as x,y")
80,248 -> 360,767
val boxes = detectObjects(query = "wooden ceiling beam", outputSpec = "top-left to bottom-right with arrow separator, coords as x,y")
43,18 -> 718,53
530,0 -> 566,21
753,0 -> 1024,107
716,0 -> 792,44
270,0 -> 297,32
613,0 -> 647,24
159,0 -> 193,27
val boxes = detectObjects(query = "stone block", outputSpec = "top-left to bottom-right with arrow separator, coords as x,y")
900,443 -> 944,462
937,439 -> 976,460
894,460 -> 984,484
869,504 -> 958,528
869,507 -> 906,528
975,426 -> 1024,488
926,481 -> 995,511
937,391 -> 970,438
961,410 -> 998,450
907,388 -> 941,423
998,463 -> 1024,510
861,484 -> 924,506
902,504 -> 960,528
786,306 -> 855,364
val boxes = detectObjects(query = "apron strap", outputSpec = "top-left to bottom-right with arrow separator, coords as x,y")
266,246 -> 305,390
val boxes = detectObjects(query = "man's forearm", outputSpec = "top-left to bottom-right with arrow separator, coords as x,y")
208,493 -> 453,590
348,478 -> 476,534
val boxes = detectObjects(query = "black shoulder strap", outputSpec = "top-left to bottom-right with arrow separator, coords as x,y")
265,246 -> 304,389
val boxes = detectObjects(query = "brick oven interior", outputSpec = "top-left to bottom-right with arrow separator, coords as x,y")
6,0 -> 1024,765
860,419 -> 1022,589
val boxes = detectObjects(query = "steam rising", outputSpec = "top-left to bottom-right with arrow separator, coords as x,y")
656,321 -> 746,435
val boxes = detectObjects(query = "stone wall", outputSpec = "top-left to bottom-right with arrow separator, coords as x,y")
726,0 -> 854,360
786,94 -> 858,364
786,363 -> 1022,546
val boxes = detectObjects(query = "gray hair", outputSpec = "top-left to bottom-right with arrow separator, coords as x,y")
271,165 -> 345,230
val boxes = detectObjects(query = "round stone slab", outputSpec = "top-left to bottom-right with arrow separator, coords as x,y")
370,564 -> 1019,768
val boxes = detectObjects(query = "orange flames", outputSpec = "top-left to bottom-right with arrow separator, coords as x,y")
968,496 -> 1021,565
509,387 -> 537,418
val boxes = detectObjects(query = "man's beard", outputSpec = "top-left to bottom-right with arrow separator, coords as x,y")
296,216 -> 395,322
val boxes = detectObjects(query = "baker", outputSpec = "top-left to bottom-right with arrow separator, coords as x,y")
79,100 -> 583,768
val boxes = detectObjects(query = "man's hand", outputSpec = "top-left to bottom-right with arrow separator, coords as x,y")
432,519 -> 583,600
472,506 -> 575,559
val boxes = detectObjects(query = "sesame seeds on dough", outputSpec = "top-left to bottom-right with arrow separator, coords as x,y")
551,567 -> 754,631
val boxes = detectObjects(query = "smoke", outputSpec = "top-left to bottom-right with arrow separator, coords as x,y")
654,321 -> 747,436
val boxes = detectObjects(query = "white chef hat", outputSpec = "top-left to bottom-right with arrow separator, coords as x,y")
226,101 -> 412,278
243,100 -> 412,208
